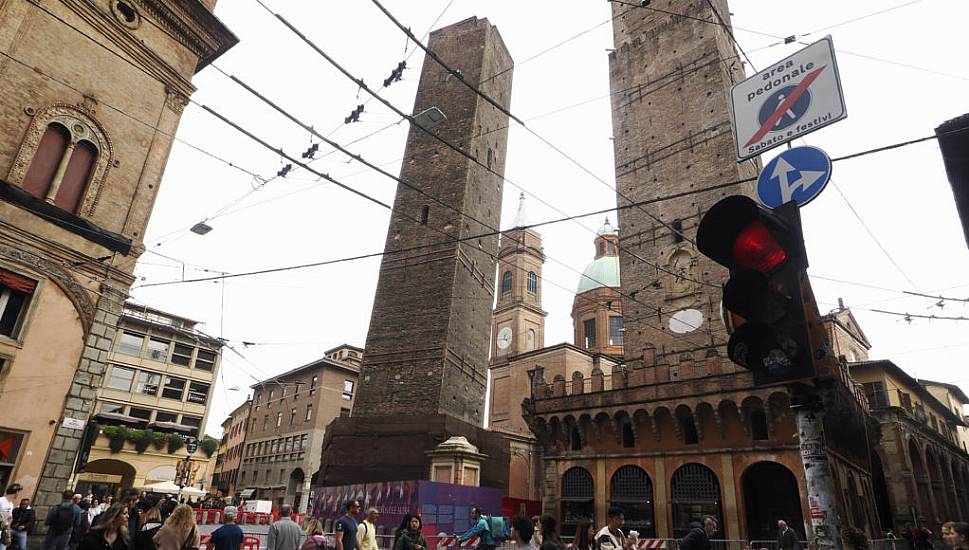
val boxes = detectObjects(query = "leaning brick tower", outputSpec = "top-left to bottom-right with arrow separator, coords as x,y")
316,16 -> 514,490
608,0 -> 760,368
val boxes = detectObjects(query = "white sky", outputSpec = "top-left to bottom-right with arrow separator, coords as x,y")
127,0 -> 969,436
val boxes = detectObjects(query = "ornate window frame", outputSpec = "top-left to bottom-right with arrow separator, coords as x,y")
8,103 -> 114,217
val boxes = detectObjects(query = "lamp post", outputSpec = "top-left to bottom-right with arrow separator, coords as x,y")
176,436 -> 199,501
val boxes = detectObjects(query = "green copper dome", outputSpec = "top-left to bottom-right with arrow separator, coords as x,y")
576,255 -> 621,294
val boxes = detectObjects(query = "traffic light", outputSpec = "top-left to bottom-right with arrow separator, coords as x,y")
696,195 -> 815,385
936,113 -> 969,249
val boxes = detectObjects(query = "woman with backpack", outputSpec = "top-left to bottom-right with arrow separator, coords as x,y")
78,503 -> 130,550
394,516 -> 426,550
300,518 -> 326,550
133,506 -> 163,550
152,505 -> 199,550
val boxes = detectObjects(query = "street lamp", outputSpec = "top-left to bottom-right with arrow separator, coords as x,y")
176,436 -> 199,501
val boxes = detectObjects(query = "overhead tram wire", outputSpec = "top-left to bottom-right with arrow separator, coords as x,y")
208,66 -> 718,335
0,52 -> 262,182
480,3 -> 639,86
252,0 -> 717,292
0,4 -> 697,342
0,240 -> 277,385
703,0 -> 757,71
149,0 -> 459,248
146,118 -> 404,249
811,275 -> 969,303
34,0 -> 962,320
799,0 -> 925,37
364,1 -> 717,288
190,100 -> 712,347
134,124 -> 969,290
368,0 -> 701,251
610,0 -> 969,82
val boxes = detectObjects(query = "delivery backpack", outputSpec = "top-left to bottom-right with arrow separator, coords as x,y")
50,506 -> 74,535
487,515 -> 512,543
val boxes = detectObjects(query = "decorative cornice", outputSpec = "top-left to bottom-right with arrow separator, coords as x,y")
131,0 -> 238,71
61,0 -> 196,97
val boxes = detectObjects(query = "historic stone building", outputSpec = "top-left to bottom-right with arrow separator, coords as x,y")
317,17 -> 514,490
516,0 -> 882,542
489,214 -> 623,503
239,345 -> 361,513
849,359 -> 969,534
0,0 -> 235,515
213,398 -> 250,498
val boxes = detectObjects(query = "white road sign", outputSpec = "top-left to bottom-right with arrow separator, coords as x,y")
730,36 -> 846,161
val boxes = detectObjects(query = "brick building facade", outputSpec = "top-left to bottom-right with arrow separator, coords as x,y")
0,0 -> 234,517
515,0 -> 882,542
213,398 -> 250,497
239,345 -> 360,513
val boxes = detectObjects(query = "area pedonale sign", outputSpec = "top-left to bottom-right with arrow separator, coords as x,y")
729,36 -> 847,161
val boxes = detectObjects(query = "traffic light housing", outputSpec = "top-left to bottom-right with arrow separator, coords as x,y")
697,195 -> 815,385
936,113 -> 969,249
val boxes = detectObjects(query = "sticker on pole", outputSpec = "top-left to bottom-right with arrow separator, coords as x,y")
730,36 -> 846,161
757,146 -> 832,208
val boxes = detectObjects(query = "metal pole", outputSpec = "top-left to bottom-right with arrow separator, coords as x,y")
795,405 -> 844,550
177,454 -> 189,501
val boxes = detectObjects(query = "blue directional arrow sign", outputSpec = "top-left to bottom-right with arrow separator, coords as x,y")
757,145 -> 832,209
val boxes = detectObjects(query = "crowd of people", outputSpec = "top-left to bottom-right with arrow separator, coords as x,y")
2,486 -> 969,550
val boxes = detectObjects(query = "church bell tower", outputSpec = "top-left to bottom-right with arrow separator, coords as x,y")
492,194 -> 546,359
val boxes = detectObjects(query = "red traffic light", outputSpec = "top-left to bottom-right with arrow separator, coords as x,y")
697,195 -> 804,274
732,220 -> 787,273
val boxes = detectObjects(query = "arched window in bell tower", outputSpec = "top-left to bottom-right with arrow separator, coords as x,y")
527,271 -> 537,294
501,271 -> 513,295
527,329 -> 535,351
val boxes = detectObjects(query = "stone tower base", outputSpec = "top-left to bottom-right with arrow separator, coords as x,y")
314,414 -> 510,491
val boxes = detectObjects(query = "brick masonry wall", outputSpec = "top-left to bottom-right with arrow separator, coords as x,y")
353,17 -> 513,425
608,0 -> 760,367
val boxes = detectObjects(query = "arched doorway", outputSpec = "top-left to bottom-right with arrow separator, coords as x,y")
908,440 -> 931,522
925,449 -> 945,521
671,463 -> 723,538
610,465 -> 656,537
75,459 -> 136,500
561,467 -> 594,537
871,451 -> 894,532
742,461 -> 804,541
288,468 -> 305,510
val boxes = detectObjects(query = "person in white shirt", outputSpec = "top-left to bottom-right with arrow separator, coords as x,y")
596,507 -> 633,550
87,500 -> 100,525
0,484 -> 23,550
357,507 -> 379,550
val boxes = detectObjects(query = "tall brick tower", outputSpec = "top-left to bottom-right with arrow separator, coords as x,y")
316,16 -> 514,489
609,0 -> 759,368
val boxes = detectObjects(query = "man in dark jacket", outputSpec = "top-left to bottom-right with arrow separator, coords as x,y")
43,491 -> 80,550
11,499 -> 35,550
777,520 -> 800,550
679,516 -> 718,550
